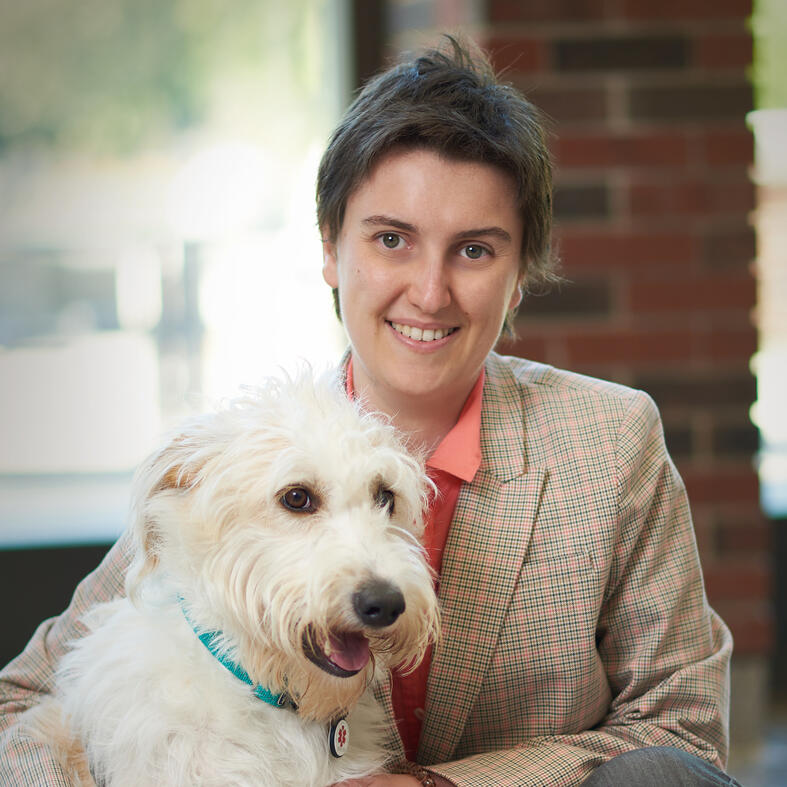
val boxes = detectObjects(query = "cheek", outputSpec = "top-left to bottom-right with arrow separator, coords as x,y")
339,258 -> 398,311
464,278 -> 514,324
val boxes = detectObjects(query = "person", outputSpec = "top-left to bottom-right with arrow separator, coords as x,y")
0,37 -> 739,787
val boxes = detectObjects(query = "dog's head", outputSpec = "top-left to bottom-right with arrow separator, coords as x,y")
126,370 -> 440,721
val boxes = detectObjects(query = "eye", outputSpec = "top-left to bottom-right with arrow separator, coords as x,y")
375,486 -> 395,516
380,232 -> 402,249
279,486 -> 317,513
461,244 -> 489,260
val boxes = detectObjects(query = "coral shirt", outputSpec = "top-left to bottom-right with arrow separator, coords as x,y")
345,360 -> 484,760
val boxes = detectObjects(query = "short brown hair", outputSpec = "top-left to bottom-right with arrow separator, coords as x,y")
316,36 -> 557,330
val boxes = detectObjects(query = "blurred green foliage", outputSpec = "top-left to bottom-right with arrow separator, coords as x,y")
0,0 -> 319,154
752,0 -> 787,109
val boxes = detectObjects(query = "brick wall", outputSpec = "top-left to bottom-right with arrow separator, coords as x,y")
377,0 -> 769,662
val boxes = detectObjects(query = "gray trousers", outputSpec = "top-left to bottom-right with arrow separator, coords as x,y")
581,747 -> 743,786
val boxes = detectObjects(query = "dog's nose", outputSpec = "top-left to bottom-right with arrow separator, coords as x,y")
353,579 -> 406,628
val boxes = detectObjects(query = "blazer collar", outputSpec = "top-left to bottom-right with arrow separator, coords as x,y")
477,352 -> 529,481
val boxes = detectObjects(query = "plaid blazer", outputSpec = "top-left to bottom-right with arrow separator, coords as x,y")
0,353 -> 732,787
380,354 -> 732,785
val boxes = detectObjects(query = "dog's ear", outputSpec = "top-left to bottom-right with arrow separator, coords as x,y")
125,435 -> 200,598
153,459 -> 198,495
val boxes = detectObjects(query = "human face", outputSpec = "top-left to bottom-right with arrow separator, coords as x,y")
322,148 -> 524,419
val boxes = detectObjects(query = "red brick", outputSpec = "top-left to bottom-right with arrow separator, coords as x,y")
557,229 -> 698,268
695,32 -> 753,69
629,181 -> 707,217
711,422 -> 759,458
704,324 -> 757,361
496,334 -> 549,363
489,0 -> 607,22
555,35 -> 688,72
561,326 -> 698,365
622,0 -> 753,21
486,36 -> 549,73
628,179 -> 755,219
522,84 -> 609,125
709,179 -> 756,214
682,466 -> 759,505
718,611 -> 772,655
717,518 -> 771,554
515,277 -> 613,319
704,562 -> 771,601
553,131 -> 689,169
634,371 -> 755,408
629,81 -> 752,122
702,128 -> 754,167
554,182 -> 611,221
551,318 -> 757,366
690,512 -> 717,556
703,226 -> 756,267
627,271 -> 756,313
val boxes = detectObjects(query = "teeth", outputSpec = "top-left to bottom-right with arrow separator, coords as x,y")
391,322 -> 454,342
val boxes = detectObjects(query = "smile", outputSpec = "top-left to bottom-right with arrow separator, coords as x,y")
389,322 -> 457,342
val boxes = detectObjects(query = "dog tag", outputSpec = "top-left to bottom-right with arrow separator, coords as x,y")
329,718 -> 349,758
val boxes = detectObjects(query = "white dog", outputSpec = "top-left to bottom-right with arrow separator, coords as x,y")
26,371 -> 440,786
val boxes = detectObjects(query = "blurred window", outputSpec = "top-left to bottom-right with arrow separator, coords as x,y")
0,0 -> 350,546
751,0 -> 787,517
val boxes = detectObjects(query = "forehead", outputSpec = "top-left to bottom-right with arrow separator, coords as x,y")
344,147 -> 521,231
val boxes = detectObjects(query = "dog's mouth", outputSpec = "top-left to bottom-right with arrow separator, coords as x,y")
302,628 -> 371,678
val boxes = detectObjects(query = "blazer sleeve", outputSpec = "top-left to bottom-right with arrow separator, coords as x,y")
0,534 -> 132,785
429,391 -> 733,787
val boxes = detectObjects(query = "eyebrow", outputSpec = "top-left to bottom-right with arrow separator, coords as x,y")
361,215 -> 513,244
362,215 -> 417,233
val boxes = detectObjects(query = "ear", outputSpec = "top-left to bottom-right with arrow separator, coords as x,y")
321,230 -> 339,289
508,276 -> 524,312
126,438 -> 197,597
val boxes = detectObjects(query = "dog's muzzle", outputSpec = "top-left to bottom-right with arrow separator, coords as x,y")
303,579 -> 406,678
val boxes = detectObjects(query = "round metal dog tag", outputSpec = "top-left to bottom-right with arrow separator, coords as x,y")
329,718 -> 349,758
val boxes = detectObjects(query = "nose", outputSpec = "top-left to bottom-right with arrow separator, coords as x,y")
407,256 -> 451,314
353,579 -> 406,628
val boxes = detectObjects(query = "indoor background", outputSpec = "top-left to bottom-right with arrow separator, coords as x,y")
0,1 -> 784,784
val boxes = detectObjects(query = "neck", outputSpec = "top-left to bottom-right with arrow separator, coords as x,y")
356,383 -> 472,454
389,403 -> 461,455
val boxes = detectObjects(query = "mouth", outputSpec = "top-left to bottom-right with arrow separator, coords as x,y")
302,629 -> 371,678
389,321 -> 458,343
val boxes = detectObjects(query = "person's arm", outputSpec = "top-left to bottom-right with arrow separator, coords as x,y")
0,534 -> 132,784
426,392 -> 732,787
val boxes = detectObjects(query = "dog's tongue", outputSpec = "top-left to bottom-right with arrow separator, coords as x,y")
327,632 -> 370,672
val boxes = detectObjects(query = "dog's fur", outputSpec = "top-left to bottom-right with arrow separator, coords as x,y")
25,371 -> 440,786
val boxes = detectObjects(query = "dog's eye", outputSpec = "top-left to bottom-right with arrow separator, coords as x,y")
375,487 -> 395,516
280,487 -> 316,513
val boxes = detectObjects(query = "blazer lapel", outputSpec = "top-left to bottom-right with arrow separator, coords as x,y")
418,355 -> 547,764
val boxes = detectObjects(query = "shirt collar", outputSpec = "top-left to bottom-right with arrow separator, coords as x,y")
426,369 -> 484,483
344,357 -> 484,484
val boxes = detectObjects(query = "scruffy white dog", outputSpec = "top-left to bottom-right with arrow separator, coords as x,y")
26,371 -> 440,786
